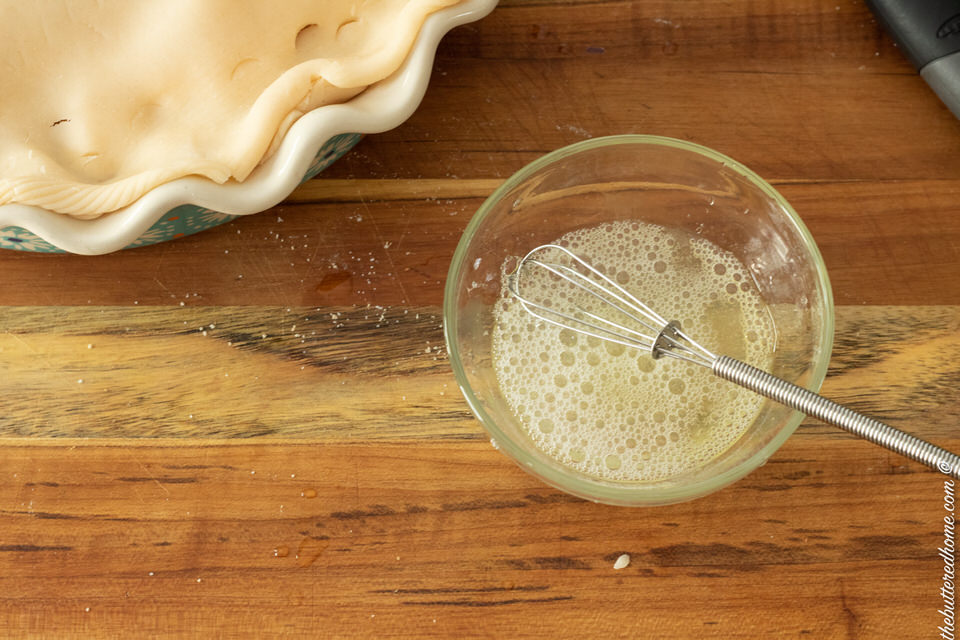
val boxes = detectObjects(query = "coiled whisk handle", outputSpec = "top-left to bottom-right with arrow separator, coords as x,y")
713,355 -> 960,480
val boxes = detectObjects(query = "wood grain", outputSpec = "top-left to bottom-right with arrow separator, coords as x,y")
0,305 -> 454,438
2,0 -> 959,637
319,0 -> 960,182
0,178 -> 958,308
0,439 -> 950,638
0,306 -> 957,440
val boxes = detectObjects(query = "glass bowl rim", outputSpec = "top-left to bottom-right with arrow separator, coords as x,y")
443,134 -> 835,505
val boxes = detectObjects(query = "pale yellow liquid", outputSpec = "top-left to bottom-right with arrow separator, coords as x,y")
492,220 -> 778,482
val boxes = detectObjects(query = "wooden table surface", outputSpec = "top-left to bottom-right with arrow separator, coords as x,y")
3,1 -> 960,638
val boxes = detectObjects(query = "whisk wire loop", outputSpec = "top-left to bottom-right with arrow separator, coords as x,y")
508,244 -> 716,367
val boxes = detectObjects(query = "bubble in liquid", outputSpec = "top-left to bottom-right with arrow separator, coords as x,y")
586,352 -> 601,366
668,379 -> 686,395
491,218 -> 775,483
605,454 -> 622,470
538,418 -> 555,434
581,381 -> 594,394
653,261 -> 667,273
616,271 -> 630,285
539,351 -> 549,362
604,342 -> 625,357
725,283 -> 738,295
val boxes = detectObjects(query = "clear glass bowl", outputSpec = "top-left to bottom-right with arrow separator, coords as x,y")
444,135 -> 834,506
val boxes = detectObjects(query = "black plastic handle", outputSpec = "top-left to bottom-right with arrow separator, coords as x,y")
866,0 -> 960,69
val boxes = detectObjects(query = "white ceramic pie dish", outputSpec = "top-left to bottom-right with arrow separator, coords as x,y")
0,0 -> 496,255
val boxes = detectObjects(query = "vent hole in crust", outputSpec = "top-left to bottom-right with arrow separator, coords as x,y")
336,18 -> 359,38
295,23 -> 321,51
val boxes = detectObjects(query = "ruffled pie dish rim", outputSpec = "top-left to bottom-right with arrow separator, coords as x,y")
0,0 -> 497,255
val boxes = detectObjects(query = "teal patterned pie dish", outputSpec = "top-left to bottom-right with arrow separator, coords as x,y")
0,0 -> 497,255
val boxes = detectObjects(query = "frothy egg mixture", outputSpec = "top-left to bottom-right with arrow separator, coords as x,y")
492,220 -> 778,483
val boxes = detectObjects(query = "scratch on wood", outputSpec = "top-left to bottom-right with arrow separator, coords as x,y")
531,557 -> 590,570
373,586 -> 549,595
329,505 -> 397,520
30,511 -> 79,520
116,476 -> 198,484
0,544 -> 72,552
161,464 -> 237,471
441,498 -> 528,511
401,596 -> 574,607
839,578 -> 861,638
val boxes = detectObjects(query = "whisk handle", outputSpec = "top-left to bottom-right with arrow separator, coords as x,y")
713,355 -> 960,480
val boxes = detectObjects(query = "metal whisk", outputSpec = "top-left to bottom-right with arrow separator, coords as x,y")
507,243 -> 960,479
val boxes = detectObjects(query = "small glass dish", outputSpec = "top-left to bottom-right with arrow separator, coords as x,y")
444,135 -> 834,506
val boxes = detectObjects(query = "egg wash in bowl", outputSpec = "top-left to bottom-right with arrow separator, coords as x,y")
492,220 -> 778,483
